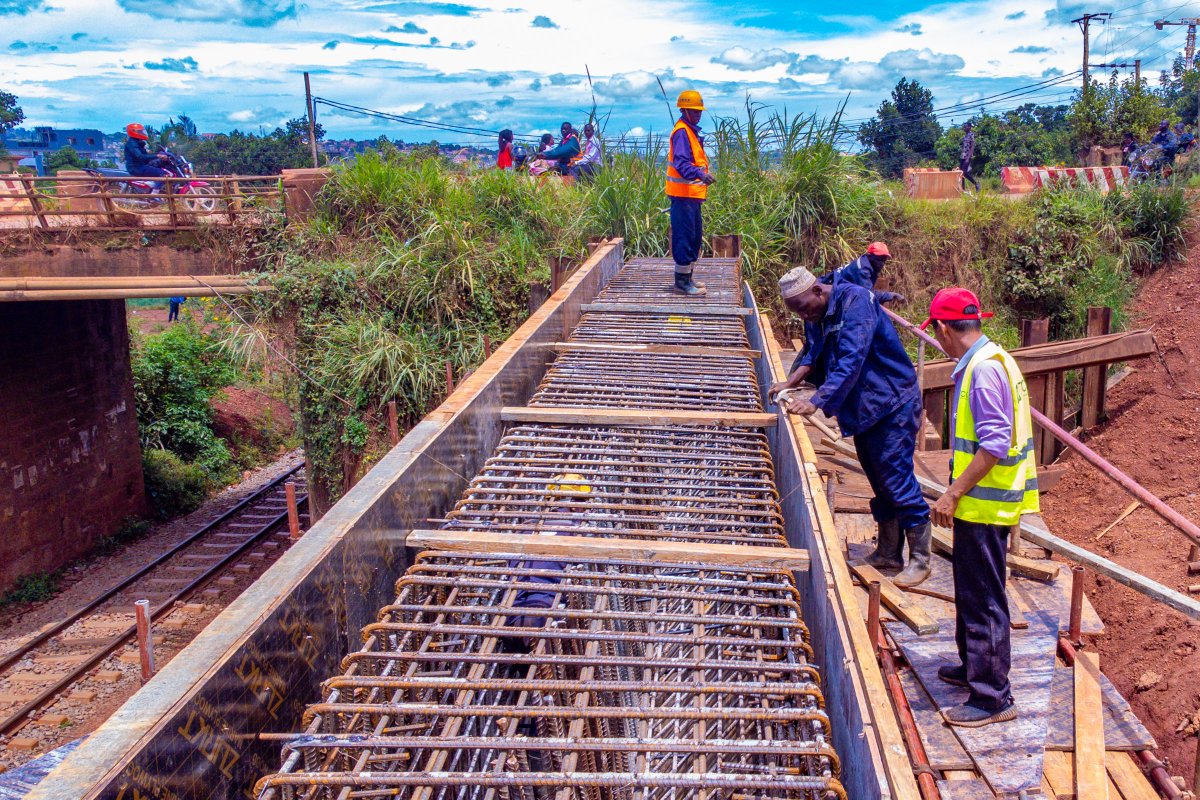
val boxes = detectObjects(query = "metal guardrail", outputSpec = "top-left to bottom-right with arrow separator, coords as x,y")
0,173 -> 284,230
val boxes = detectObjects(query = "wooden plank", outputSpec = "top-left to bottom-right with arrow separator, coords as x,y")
405,529 -> 810,571
1074,651 -> 1109,800
930,526 -> 1060,582
581,302 -> 751,316
919,330 -> 1154,392
1045,666 -> 1155,750
1043,749 -> 1076,799
1082,307 -> 1113,430
1106,751 -> 1160,800
850,564 -> 939,635
935,778 -> 997,799
553,342 -> 760,359
896,668 -> 974,771
500,406 -> 777,428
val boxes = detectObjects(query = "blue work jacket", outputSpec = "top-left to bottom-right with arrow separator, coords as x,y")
792,253 -> 897,378
806,274 -> 918,436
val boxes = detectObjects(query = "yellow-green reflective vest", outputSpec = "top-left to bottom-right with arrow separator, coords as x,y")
951,340 -> 1040,525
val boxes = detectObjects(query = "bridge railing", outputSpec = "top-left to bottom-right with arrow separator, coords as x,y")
0,172 -> 285,230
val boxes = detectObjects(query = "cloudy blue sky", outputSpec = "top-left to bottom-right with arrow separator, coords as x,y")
2,0 -> 1195,144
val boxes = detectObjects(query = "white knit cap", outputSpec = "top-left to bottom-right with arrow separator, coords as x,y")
779,267 -> 817,300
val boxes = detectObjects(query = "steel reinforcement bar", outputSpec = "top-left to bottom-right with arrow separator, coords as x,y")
255,255 -> 847,800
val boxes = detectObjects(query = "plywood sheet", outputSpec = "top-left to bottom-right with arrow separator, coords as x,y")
898,667 -> 973,771
889,610 -> 1060,795
935,778 -> 997,799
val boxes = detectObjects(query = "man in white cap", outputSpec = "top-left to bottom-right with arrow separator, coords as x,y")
772,266 -> 931,587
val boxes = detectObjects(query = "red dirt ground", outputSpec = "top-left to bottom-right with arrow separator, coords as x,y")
1041,236 -> 1200,781
211,385 -> 295,457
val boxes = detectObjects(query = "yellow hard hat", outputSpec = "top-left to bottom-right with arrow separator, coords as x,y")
676,90 -> 705,111
548,473 -> 592,497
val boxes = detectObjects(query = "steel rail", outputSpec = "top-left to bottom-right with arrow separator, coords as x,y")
0,465 -> 307,737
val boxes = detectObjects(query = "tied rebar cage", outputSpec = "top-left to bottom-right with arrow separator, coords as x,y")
255,255 -> 847,800
254,553 -> 844,800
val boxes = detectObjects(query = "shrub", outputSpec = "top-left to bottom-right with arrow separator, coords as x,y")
1,572 -> 60,607
142,448 -> 210,520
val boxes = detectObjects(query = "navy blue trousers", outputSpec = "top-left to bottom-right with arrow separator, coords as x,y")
952,518 -> 1013,710
669,197 -> 703,269
853,395 -> 929,529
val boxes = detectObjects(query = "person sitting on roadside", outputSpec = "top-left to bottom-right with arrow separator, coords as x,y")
1150,120 -> 1175,151
569,123 -> 602,181
1174,122 -> 1194,154
528,134 -> 556,176
530,122 -> 580,175
1121,131 -> 1139,164
123,123 -> 170,190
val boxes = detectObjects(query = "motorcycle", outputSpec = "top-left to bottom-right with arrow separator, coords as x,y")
1128,144 -> 1173,185
87,147 -> 219,213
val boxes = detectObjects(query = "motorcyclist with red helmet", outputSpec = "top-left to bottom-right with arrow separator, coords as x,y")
123,123 -> 170,183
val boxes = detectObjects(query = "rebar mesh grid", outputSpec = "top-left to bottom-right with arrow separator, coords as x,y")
530,350 -> 761,411
255,552 -> 845,800
569,312 -> 750,349
443,424 -> 785,547
596,258 -> 743,305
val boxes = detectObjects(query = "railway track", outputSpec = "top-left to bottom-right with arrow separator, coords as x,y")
0,460 -> 309,740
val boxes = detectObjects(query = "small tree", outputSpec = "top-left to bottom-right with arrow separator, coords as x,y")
44,145 -> 97,173
0,90 -> 23,134
857,78 -> 943,178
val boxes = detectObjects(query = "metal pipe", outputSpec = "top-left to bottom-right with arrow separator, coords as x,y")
878,632 -> 943,800
883,306 -> 1200,550
1069,565 -> 1086,644
134,599 -> 155,682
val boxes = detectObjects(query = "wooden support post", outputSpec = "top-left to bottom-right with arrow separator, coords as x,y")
227,178 -> 243,224
134,599 -> 155,682
916,342 -> 927,451
386,400 -> 400,445
1081,307 -> 1113,429
923,388 -> 947,447
99,177 -> 120,228
711,234 -> 742,259
1045,370 -> 1065,462
867,580 -> 882,659
285,481 -> 301,541
483,335 -> 492,359
445,360 -> 455,395
19,175 -> 48,229
1021,319 -> 1051,463
166,179 -> 181,228
550,256 -> 563,292
1074,650 -> 1109,800
1069,565 -> 1085,644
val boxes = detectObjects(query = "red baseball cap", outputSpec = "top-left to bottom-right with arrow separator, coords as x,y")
920,287 -> 994,330
866,241 -> 891,257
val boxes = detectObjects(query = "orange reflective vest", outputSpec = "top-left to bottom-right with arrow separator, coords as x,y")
665,120 -> 708,199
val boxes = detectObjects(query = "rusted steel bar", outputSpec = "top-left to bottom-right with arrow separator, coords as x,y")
1069,565 -> 1086,644
879,635 -> 943,800
884,306 -> 1200,551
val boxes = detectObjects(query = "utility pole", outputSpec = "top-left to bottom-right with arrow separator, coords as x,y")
303,71 -> 318,168
1090,61 -> 1142,83
1073,12 -> 1112,93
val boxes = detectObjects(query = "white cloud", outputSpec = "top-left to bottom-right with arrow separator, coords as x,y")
710,46 -> 793,71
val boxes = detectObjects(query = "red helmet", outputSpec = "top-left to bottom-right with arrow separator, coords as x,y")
126,123 -> 148,140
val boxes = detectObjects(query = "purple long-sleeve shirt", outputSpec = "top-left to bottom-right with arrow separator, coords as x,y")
950,335 -> 1014,460
670,118 -> 707,181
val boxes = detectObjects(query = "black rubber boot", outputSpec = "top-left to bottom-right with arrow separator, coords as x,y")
672,271 -> 706,296
863,519 -> 904,571
894,522 -> 932,588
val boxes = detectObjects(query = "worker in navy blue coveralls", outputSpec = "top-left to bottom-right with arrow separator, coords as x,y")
665,89 -> 716,297
772,265 -> 932,587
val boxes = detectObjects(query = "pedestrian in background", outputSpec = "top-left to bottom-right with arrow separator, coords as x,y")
960,122 -> 981,194
497,129 -> 514,170
167,296 -> 185,323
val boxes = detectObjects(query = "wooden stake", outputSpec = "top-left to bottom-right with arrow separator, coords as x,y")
285,481 -> 301,541
445,360 -> 455,395
1081,306 -> 1113,429
483,335 -> 492,359
1094,500 -> 1140,540
134,599 -> 155,682
386,400 -> 400,446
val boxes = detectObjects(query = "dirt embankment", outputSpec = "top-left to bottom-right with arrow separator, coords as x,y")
1041,237 -> 1200,777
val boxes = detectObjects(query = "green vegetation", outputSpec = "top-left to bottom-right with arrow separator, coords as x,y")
142,448 -> 210,521
44,144 -> 97,173
226,105 -> 1191,505
1,571 -> 60,607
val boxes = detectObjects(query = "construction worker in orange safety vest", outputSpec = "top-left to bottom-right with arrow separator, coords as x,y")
665,89 -> 716,297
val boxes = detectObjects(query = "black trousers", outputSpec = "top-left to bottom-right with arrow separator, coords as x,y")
952,518 -> 1013,710
669,196 -> 703,270
853,396 -> 930,530
960,159 -> 981,192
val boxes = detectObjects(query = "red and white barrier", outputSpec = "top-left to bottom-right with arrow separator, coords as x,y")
1002,165 -> 1130,194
